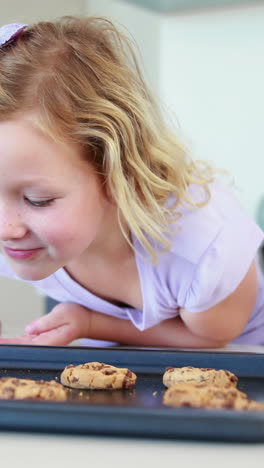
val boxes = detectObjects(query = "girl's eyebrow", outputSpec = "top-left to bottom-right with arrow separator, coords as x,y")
18,176 -> 62,186
15,178 -> 64,194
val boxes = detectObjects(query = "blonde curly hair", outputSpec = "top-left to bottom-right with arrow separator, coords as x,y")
0,16 -> 214,262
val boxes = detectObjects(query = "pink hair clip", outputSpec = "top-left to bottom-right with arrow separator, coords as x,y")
0,23 -> 28,48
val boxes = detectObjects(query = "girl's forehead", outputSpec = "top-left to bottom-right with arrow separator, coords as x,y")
0,117 -> 93,176
0,118 -> 59,155
0,116 -> 73,151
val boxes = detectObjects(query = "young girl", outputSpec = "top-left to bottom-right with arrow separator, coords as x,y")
0,17 -> 263,348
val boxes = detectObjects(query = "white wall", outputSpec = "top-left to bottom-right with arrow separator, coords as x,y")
86,0 -> 264,219
159,3 -> 264,218
86,0 -> 161,92
0,0 -> 85,24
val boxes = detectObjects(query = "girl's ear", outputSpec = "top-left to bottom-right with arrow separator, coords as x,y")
83,142 -> 116,203
104,182 -> 116,205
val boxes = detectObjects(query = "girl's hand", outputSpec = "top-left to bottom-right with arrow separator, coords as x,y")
0,303 -> 91,346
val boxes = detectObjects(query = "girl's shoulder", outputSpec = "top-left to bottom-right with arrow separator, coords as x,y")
169,180 -> 262,265
150,181 -> 263,314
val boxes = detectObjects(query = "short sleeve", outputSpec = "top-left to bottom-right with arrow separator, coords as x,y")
181,216 -> 264,313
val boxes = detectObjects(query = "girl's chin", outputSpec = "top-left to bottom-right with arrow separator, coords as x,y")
13,271 -> 51,281
8,263 -> 61,281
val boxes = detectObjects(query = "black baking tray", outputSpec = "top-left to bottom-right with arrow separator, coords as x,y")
0,344 -> 264,442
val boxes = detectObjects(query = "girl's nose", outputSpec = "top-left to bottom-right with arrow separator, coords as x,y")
0,221 -> 27,241
0,209 -> 27,241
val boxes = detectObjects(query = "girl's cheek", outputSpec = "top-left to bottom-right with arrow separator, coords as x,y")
36,213 -> 69,240
37,226 -> 64,246
41,227 -> 79,249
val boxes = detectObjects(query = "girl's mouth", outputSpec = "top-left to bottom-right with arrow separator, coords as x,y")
3,247 -> 43,260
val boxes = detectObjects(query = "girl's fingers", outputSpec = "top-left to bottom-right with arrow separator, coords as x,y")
25,303 -> 72,335
0,335 -> 38,345
25,313 -> 64,335
28,324 -> 76,345
0,324 -> 77,346
26,303 -> 90,339
0,304 -> 87,346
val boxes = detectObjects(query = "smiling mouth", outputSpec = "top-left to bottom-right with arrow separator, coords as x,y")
3,247 -> 43,260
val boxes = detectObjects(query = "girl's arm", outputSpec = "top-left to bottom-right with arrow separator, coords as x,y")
0,260 -> 256,348
85,308 -> 227,348
0,302 -> 227,348
180,260 -> 257,344
86,260 -> 257,347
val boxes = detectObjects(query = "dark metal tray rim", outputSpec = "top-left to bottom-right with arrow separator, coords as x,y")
0,345 -> 264,442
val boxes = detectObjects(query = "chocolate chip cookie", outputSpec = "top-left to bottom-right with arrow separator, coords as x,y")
60,362 -> 137,390
163,382 -> 249,409
163,366 -> 238,388
0,377 -> 67,401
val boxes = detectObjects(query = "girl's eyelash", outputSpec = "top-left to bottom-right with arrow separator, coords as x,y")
24,197 -> 55,207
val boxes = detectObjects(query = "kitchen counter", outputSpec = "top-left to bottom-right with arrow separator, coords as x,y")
1,431 -> 264,468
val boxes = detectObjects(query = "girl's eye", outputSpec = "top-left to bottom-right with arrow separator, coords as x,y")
24,197 -> 55,207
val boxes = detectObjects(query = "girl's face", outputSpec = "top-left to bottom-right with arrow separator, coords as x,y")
0,116 -> 111,280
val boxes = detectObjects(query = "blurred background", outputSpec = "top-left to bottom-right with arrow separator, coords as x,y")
0,0 -> 263,336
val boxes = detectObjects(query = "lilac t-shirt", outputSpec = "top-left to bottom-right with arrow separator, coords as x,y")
1,181 -> 264,345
